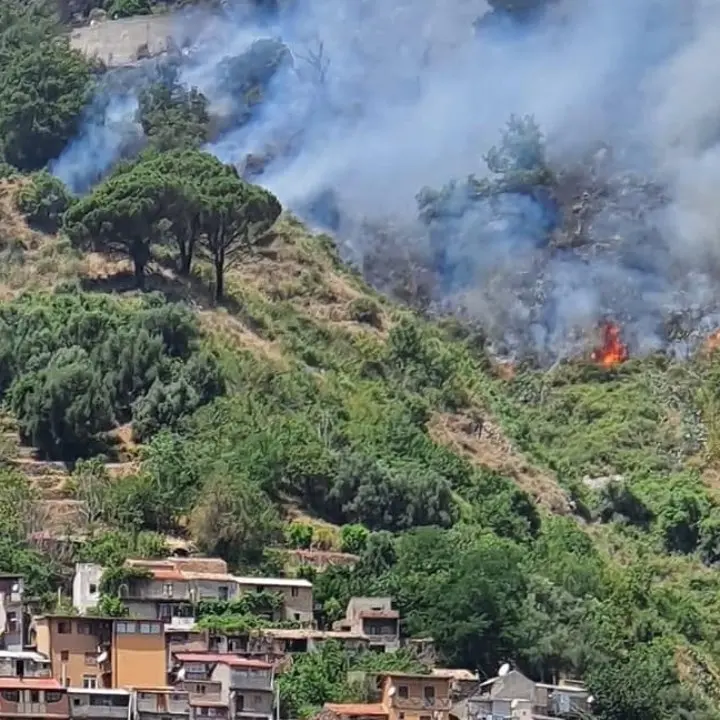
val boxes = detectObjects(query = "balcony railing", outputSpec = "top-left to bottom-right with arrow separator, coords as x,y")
70,705 -> 130,718
390,698 -> 452,711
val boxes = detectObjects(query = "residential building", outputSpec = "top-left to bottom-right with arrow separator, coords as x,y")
211,628 -> 368,657
68,688 -> 131,720
0,574 -> 25,650
171,653 -> 275,720
381,672 -> 451,720
73,560 -> 237,628
32,616 -> 114,689
112,620 -> 166,690
73,566 -> 104,616
165,630 -> 209,672
323,672 -> 451,720
0,677 -> 69,718
134,687 -> 190,720
31,616 -> 166,690
72,560 -> 314,629
232,578 -> 313,625
333,599 -> 399,653
0,650 -> 52,679
456,669 -> 591,720
429,670 -> 479,701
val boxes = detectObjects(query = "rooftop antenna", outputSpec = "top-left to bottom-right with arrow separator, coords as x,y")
498,663 -> 511,677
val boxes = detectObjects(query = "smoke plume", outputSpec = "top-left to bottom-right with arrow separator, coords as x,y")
51,0 -> 720,361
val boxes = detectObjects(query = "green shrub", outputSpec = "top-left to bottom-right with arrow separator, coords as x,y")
16,172 -> 74,233
107,0 -> 151,17
348,297 -> 382,328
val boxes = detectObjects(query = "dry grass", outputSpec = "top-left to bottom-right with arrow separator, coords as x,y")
428,410 -> 571,514
230,216 -> 392,334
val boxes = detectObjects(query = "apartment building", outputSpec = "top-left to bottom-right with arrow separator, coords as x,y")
171,653 -> 274,720
31,616 -> 166,690
232,578 -> 312,625
323,673 -> 451,720
333,599 -> 400,653
208,628 -> 368,660
68,688 -> 131,720
0,676 -> 70,718
134,687 -> 190,720
74,560 -> 238,629
461,670 -> 591,720
0,574 -> 25,650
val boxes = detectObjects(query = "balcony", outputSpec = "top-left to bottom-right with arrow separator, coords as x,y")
70,704 -> 130,719
229,674 -> 273,692
389,698 -> 452,712
0,701 -> 69,718
177,682 -> 223,704
136,694 -> 189,716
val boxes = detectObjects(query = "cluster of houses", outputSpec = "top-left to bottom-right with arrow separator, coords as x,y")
0,557 -> 592,720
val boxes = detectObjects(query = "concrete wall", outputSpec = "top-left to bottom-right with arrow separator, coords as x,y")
69,14 -> 178,67
73,564 -> 103,614
112,622 -> 166,689
37,617 -> 112,688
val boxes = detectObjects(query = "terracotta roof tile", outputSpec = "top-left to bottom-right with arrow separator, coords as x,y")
0,678 -> 64,690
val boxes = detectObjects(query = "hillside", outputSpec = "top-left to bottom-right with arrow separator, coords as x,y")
3,170 -> 720,716
4,0 -> 720,719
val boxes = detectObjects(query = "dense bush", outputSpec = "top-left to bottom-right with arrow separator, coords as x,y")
15,172 -> 75,233
0,290 -> 223,458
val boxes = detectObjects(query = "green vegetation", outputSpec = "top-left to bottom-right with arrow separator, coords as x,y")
0,290 -> 222,459
1,2 -> 720,719
0,1 -> 91,171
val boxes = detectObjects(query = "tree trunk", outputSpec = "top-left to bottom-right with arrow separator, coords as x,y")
178,236 -> 196,276
134,259 -> 146,290
214,259 -> 224,303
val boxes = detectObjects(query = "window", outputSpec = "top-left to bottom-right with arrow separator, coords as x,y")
255,586 -> 264,593
1,690 -> 19,702
291,587 -> 299,597
89,583 -> 97,595
163,583 -> 174,598
420,716 -> 432,720
253,696 -> 262,705
294,613 -> 300,621
83,676 -> 97,689
218,586 -> 229,601
73,698 -> 82,707
85,652 -> 97,666
423,686 -> 435,703
116,621 -> 137,634
398,686 -> 408,699
77,622 -> 92,635
140,622 -> 153,634
57,621 -> 71,634
30,690 -> 39,703
236,695 -> 245,712
6,611 -> 18,632
46,692 -> 63,704
398,714 -> 404,720
60,651 -> 69,662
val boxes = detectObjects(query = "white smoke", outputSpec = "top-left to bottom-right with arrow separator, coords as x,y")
51,0 -> 720,358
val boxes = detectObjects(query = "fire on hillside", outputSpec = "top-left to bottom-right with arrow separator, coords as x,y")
591,322 -> 629,369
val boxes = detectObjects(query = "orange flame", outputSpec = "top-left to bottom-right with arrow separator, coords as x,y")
591,322 -> 628,368
705,330 -> 720,355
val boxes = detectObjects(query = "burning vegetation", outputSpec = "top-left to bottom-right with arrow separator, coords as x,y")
591,321 -> 628,369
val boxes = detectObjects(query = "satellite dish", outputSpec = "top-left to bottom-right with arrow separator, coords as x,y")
11,584 -> 18,593
388,686 -> 396,697
587,696 -> 594,705
510,700 -> 518,709
498,663 -> 510,677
